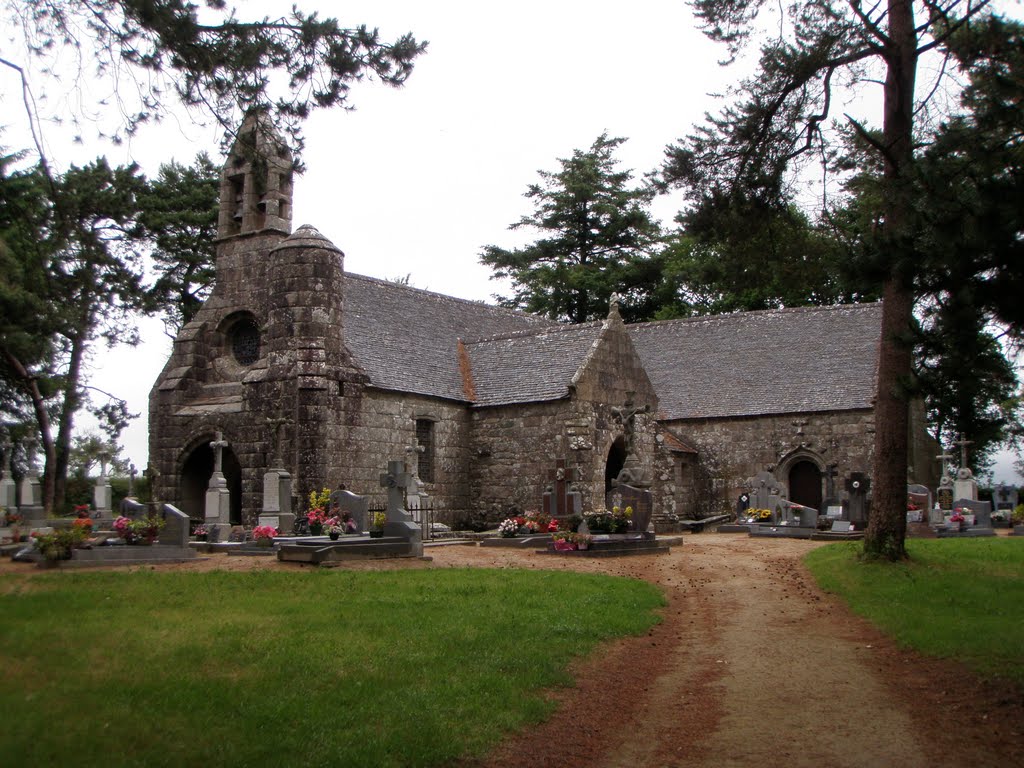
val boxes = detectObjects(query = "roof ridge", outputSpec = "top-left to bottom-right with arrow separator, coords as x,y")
627,301 -> 882,331
343,272 -> 549,322
462,319 -> 600,346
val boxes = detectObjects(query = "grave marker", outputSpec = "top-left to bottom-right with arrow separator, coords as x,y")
204,432 -> 232,542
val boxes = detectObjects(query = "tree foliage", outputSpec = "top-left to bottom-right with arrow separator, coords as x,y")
0,157 -> 148,512
658,195 -> 873,318
481,133 -> 664,324
137,153 -> 219,335
3,0 -> 426,156
661,0 -> 1009,560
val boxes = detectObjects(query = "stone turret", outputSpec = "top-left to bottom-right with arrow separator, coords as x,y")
265,224 -> 353,389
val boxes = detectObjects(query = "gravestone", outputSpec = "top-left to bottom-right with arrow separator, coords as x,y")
606,483 -> 653,533
831,520 -> 853,533
952,435 -> 978,501
379,459 -> 423,556
820,464 -> 841,520
204,432 -> 233,543
19,439 -> 44,523
159,504 -> 191,548
261,419 -> 295,534
994,484 -> 1018,516
329,489 -> 368,533
907,483 -> 930,524
0,439 -> 17,512
845,472 -> 870,526
735,493 -> 750,518
954,498 -> 993,528
93,452 -> 113,516
746,470 -> 787,523
542,459 -> 583,519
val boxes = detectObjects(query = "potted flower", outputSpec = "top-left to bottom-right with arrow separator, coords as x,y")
325,516 -> 345,540
498,518 -> 520,538
193,524 -> 208,541
551,531 -> 577,551
114,514 -> 164,545
252,525 -> 278,546
572,531 -> 594,551
370,511 -> 386,538
949,510 -> 966,532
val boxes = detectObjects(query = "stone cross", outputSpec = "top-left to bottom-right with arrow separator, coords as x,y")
144,463 -> 161,504
24,436 -> 38,473
936,450 -> 954,480
0,438 -> 10,477
954,434 -> 974,473
128,463 -> 137,497
824,463 -> 838,500
211,432 -> 228,475
543,459 -> 578,518
98,449 -> 110,479
267,418 -> 288,467
405,436 -> 425,484
380,460 -> 412,522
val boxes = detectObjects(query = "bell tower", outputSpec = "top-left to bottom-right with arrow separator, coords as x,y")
217,112 -> 294,238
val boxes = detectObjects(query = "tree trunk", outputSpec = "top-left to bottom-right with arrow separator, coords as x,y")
863,0 -> 918,560
1,347 -> 56,513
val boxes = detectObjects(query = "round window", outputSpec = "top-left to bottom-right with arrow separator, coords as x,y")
230,319 -> 261,365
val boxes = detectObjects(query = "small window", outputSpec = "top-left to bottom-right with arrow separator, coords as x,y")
416,419 -> 435,483
230,318 -> 261,366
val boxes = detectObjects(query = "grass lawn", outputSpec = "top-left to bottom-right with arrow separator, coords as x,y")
0,567 -> 663,767
805,538 -> 1024,685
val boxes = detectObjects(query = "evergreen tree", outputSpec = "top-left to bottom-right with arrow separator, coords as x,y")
481,133 -> 664,324
661,0 -> 1008,560
137,154 -> 219,335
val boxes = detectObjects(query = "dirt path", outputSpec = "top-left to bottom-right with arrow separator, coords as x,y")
430,535 -> 1023,768
3,535 -> 1021,766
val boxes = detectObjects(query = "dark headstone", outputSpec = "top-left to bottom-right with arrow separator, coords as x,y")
542,459 -> 582,519
936,486 -> 954,512
158,504 -> 190,548
606,484 -> 653,533
736,493 -> 750,517
845,472 -> 870,525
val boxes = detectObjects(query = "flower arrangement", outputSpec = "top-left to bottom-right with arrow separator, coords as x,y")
32,526 -> 88,561
72,517 -> 93,532
74,504 -> 91,518
498,518 -> 520,537
583,505 -> 632,534
371,511 -> 387,530
3,509 -> 23,527
250,528 -> 276,544
949,511 -> 965,523
551,531 -> 593,551
113,514 -> 165,544
193,524 -> 208,541
747,508 -> 772,522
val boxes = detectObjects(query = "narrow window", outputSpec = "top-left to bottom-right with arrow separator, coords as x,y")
415,419 -> 435,483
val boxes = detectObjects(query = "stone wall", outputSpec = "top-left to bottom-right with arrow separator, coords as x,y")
468,314 -> 661,524
654,409 -> 876,519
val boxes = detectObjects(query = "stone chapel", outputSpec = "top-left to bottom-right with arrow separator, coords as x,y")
149,117 -> 936,529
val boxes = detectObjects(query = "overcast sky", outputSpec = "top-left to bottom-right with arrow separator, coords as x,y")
2,1 -> 1019,483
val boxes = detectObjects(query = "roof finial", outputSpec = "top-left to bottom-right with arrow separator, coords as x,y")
608,293 -> 622,320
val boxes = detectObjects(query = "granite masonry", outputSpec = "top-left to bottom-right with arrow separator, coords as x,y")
149,117 -> 936,530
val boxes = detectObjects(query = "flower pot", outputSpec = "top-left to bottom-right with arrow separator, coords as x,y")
255,538 -> 273,547
310,524 -> 323,536
329,532 -> 340,541
369,530 -> 384,538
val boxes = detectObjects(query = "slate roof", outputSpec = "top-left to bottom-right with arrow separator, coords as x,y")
627,303 -> 883,420
342,273 -> 554,401
463,323 -> 605,407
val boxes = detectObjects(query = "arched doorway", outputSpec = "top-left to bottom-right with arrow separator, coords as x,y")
179,441 -> 242,523
605,437 -> 626,493
789,460 -> 823,510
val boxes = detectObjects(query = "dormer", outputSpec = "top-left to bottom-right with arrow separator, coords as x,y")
217,112 -> 294,238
